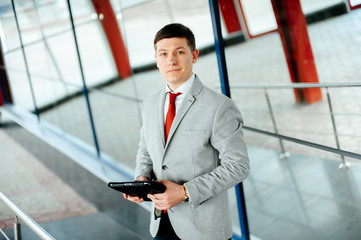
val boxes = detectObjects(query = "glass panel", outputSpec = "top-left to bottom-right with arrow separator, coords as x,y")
327,87 -> 361,159
40,82 -> 95,148
45,30 -> 83,86
239,0 -> 277,36
12,0 -> 42,45
0,1 -> 21,51
35,0 -> 71,37
166,0 -> 216,50
117,0 -> 173,67
23,41 -> 59,108
89,86 -> 141,169
3,49 -> 35,111
267,88 -> 340,158
22,40 -> 95,146
116,0 -> 215,67
68,0 -> 95,26
350,0 -> 361,6
228,187 -> 242,237
73,22 -> 117,86
300,0 -> 343,14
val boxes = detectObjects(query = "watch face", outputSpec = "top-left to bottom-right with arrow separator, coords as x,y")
182,195 -> 189,202
182,185 -> 189,202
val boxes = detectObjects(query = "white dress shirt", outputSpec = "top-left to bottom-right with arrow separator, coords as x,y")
164,73 -> 195,124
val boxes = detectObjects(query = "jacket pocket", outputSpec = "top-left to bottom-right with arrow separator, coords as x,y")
191,196 -> 226,232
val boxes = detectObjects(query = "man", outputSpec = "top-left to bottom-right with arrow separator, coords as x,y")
124,23 -> 249,240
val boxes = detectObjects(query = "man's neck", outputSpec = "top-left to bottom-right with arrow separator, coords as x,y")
166,74 -> 194,92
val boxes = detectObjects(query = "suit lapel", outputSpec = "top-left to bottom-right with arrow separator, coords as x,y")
165,94 -> 195,149
158,89 -> 167,148
165,76 -> 203,150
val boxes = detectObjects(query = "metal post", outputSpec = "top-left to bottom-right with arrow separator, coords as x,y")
209,0 -> 231,98
235,183 -> 250,240
264,88 -> 289,159
66,0 -> 101,157
14,216 -> 22,240
209,1 -> 249,239
325,87 -> 350,169
10,0 -> 40,119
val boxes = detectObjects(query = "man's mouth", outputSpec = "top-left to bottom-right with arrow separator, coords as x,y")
167,69 -> 181,73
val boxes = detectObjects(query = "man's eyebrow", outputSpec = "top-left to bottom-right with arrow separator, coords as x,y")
175,47 -> 186,50
158,47 -> 186,52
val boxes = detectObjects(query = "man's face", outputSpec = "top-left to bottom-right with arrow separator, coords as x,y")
155,37 -> 199,90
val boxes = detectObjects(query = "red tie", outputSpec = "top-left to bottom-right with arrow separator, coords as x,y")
165,92 -> 182,143
164,92 -> 181,214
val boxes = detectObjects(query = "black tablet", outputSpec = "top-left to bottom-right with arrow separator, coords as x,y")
108,181 -> 166,201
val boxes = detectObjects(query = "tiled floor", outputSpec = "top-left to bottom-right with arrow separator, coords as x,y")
244,147 -> 361,240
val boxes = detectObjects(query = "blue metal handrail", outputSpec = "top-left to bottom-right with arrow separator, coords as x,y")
228,81 -> 361,89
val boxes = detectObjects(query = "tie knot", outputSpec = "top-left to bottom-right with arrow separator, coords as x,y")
168,92 -> 182,103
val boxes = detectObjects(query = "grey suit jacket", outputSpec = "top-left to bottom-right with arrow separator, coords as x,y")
135,75 -> 250,239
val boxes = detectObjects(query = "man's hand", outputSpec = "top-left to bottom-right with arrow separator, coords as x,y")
123,176 -> 148,203
147,180 -> 184,210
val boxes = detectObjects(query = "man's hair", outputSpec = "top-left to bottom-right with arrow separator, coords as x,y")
154,23 -> 196,51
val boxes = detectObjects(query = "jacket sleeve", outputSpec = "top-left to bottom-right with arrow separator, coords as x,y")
134,99 -> 153,180
184,98 -> 250,208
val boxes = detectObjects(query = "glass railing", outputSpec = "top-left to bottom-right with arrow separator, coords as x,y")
228,82 -> 361,167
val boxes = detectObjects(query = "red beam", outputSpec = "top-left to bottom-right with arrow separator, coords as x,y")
0,46 -> 12,106
0,89 -> 3,106
271,0 -> 322,104
219,0 -> 242,34
91,0 -> 131,79
348,0 -> 361,10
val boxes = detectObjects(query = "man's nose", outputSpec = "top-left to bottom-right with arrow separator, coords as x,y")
168,54 -> 177,65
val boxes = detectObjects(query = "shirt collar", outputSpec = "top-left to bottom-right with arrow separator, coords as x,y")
165,73 -> 195,95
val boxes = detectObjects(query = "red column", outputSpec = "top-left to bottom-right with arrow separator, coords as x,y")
348,0 -> 361,10
0,88 -> 3,106
271,0 -> 322,104
91,0 -> 131,79
218,0 -> 242,33
0,46 -> 12,106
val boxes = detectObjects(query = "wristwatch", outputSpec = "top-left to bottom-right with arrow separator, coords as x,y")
181,185 -> 189,202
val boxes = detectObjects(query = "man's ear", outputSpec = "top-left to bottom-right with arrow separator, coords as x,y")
154,53 -> 159,68
192,49 -> 199,63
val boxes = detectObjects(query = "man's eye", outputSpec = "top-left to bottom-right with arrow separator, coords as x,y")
160,53 -> 166,56
176,51 -> 184,54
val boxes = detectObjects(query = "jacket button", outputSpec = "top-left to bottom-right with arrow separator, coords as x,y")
162,165 -> 168,170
